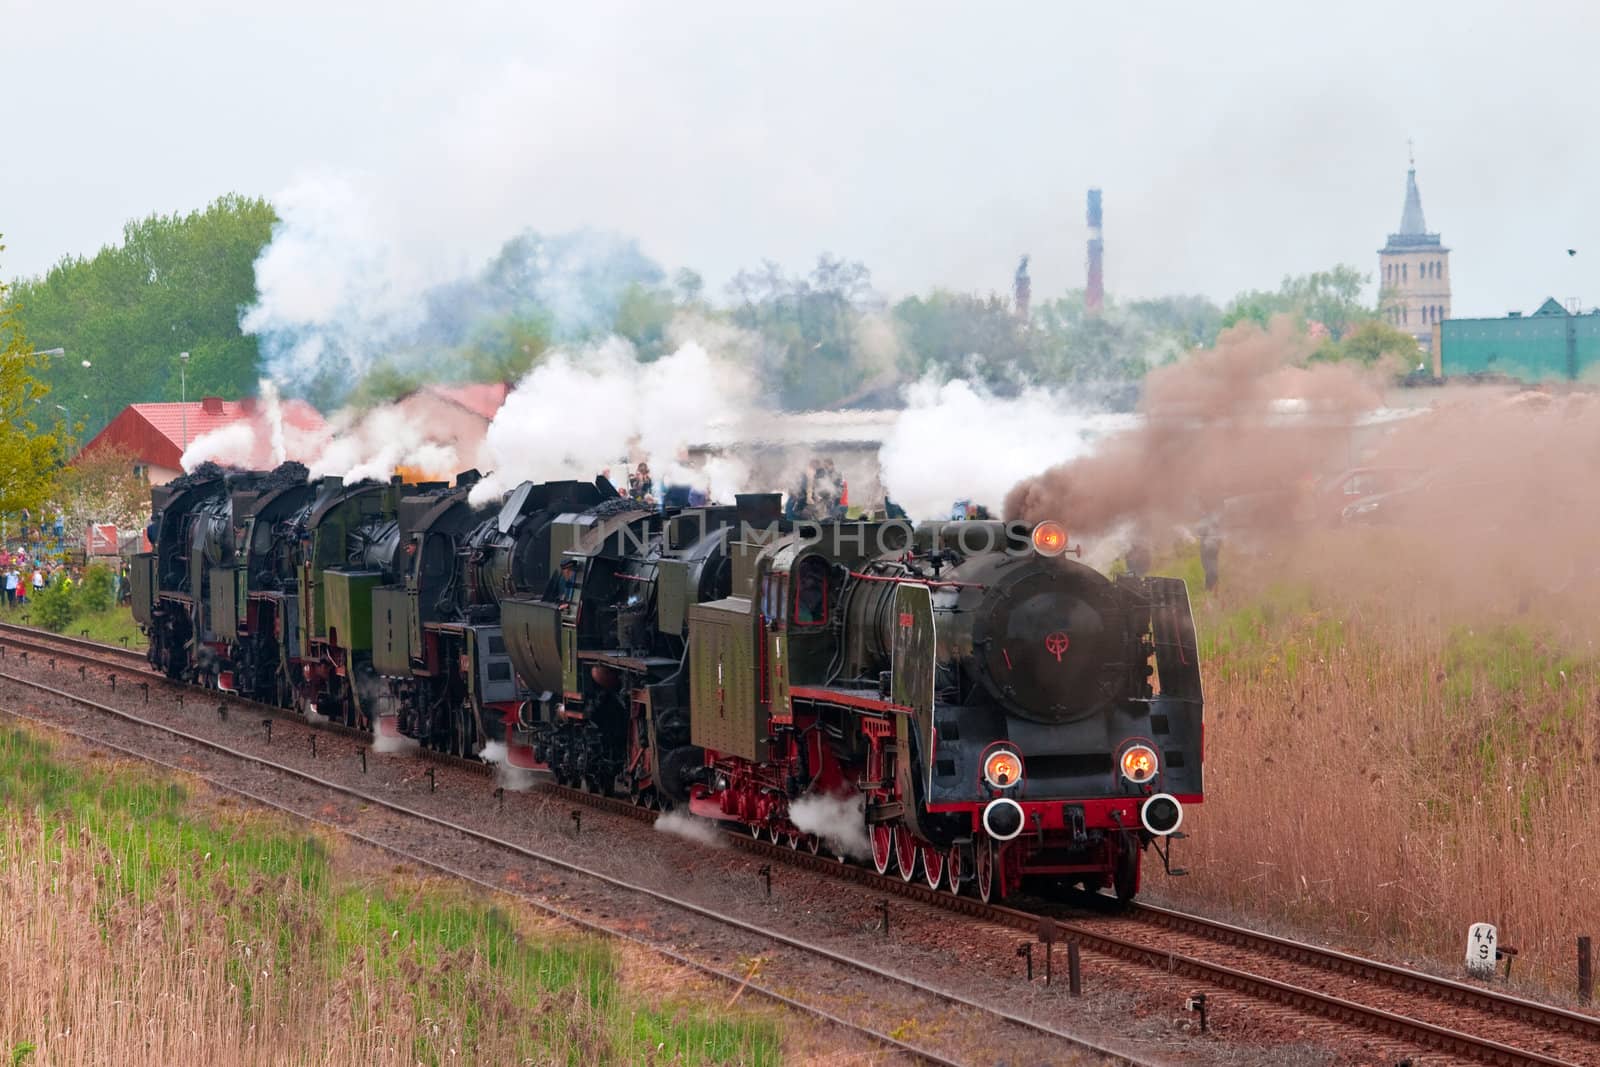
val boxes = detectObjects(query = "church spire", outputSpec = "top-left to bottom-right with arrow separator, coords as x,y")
1398,163 -> 1427,236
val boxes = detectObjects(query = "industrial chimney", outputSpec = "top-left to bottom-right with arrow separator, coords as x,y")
1086,188 -> 1104,314
1014,255 -> 1031,321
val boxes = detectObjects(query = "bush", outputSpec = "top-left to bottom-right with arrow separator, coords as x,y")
73,565 -> 114,615
30,580 -> 75,633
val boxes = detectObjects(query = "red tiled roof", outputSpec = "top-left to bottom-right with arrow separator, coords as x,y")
420,382 -> 509,421
77,397 -> 328,471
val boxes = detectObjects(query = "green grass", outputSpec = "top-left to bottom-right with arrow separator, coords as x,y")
65,604 -> 144,648
0,727 -> 781,1065
0,598 -> 145,649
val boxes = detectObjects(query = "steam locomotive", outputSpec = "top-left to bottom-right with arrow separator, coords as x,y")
132,463 -> 1203,902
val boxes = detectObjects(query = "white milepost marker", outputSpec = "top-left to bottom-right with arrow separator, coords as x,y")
1465,923 -> 1498,979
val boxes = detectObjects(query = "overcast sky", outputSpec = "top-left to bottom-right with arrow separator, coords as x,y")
3,0 -> 1597,316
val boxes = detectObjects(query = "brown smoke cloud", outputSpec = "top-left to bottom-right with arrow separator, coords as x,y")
1004,317 -> 1383,538
1005,315 -> 1600,633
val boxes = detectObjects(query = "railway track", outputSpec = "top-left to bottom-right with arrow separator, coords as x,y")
567,780 -> 1600,1067
0,636 -> 1139,1067
4,624 -> 1598,1065
0,620 -> 155,669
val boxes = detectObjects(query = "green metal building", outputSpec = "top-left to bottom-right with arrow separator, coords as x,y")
1439,298 -> 1600,381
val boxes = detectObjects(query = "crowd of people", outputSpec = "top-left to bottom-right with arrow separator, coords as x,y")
1,550 -> 65,607
0,549 -> 129,608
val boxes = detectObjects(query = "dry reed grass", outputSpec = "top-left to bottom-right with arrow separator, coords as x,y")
1162,531 -> 1600,997
0,726 -> 781,1066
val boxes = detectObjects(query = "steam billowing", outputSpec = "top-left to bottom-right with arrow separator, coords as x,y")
179,380 -> 329,472
879,375 -> 1131,520
1005,318 -> 1382,537
787,793 -> 871,861
469,336 -> 754,505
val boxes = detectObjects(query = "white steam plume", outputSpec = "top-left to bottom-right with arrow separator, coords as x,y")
180,422 -> 257,471
653,810 -> 726,849
241,175 -> 435,392
310,403 -> 466,483
878,375 -> 1134,520
178,379 -> 322,473
470,337 -> 753,505
477,740 -> 538,792
241,172 -> 668,403
787,793 -> 871,861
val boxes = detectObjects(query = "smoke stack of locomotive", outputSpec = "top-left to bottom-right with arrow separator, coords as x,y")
1086,187 -> 1104,314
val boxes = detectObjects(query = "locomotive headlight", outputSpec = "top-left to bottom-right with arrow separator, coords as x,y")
1119,744 -> 1159,785
983,748 -> 1024,789
1031,520 -> 1068,556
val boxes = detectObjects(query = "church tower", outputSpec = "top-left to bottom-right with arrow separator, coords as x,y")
1378,153 -> 1450,351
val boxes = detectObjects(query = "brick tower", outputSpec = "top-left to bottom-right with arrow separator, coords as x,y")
1378,150 -> 1451,351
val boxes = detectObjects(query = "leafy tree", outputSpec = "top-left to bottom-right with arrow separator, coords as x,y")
1312,318 -> 1422,369
612,282 -> 677,361
53,443 -> 148,535
892,290 -> 1031,384
0,240 -> 62,519
1222,266 -> 1372,340
728,255 -> 880,408
6,195 -> 276,438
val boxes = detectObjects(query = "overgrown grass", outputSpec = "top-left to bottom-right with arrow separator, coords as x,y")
0,597 -> 144,649
1156,535 -> 1600,994
0,727 -> 781,1065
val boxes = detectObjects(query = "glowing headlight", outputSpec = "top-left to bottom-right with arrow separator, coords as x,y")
1031,520 -> 1068,556
1119,744 -> 1159,784
983,748 -> 1024,789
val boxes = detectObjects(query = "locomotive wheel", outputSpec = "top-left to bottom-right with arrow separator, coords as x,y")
894,826 -> 919,882
785,830 -> 802,850
975,838 -> 997,903
804,834 -> 821,855
749,822 -> 763,839
922,845 -> 945,890
767,823 -> 784,844
871,825 -> 893,876
945,845 -> 965,896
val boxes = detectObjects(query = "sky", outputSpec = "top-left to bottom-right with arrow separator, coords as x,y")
3,0 -> 1598,316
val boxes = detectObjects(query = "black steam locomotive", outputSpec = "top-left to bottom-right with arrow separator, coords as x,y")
132,463 -> 1203,902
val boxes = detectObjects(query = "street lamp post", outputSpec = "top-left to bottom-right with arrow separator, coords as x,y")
179,351 -> 190,451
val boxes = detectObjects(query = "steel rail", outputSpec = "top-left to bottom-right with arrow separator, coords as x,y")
0,621 -> 151,667
0,700 -> 965,1067
3,624 -> 1591,1065
1129,901 -> 1600,1043
560,790 -> 1585,1067
0,666 -> 1144,1067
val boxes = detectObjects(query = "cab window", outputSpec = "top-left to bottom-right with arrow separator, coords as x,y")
792,556 -> 829,627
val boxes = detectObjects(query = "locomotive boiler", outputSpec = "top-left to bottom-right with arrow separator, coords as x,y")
133,462 -> 1204,904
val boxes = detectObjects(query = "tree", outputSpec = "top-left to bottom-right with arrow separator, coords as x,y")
6,195 -> 277,438
892,290 -> 1031,385
53,443 -> 149,535
728,255 -> 880,408
1311,318 -> 1421,370
0,239 -> 62,520
1221,266 -> 1372,340
612,282 -> 676,361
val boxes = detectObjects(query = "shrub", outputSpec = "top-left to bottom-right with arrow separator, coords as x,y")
30,580 -> 75,633
72,564 -> 114,615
